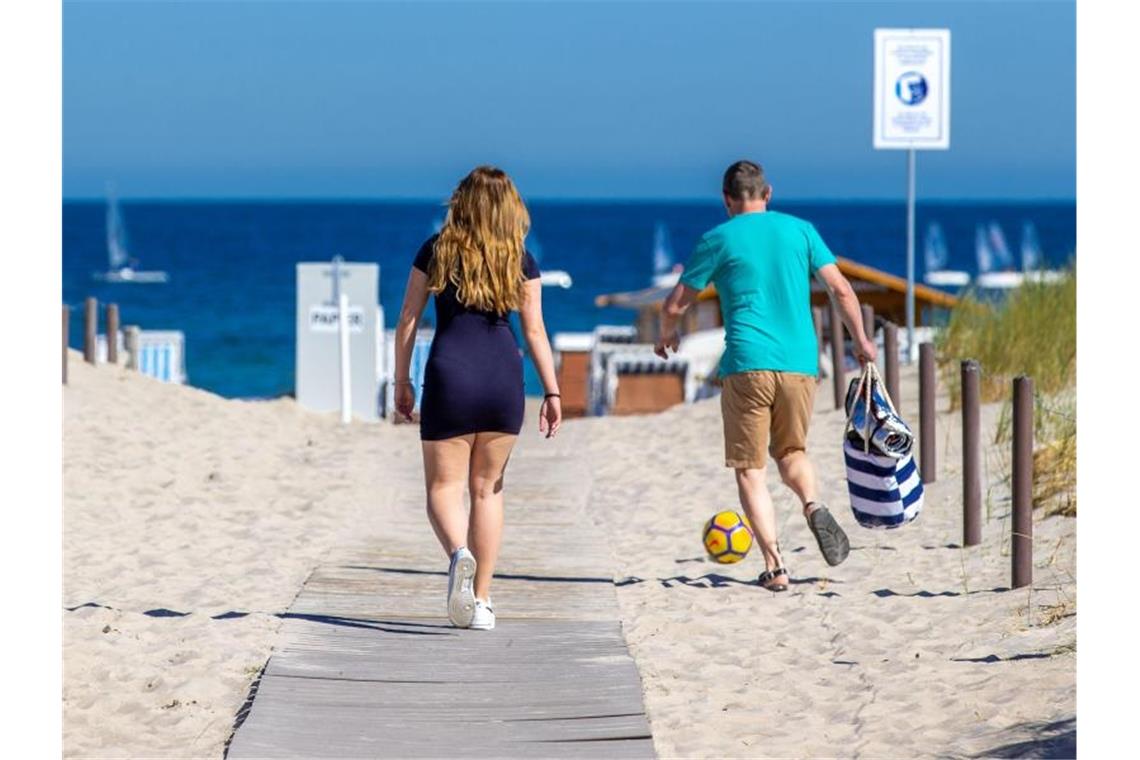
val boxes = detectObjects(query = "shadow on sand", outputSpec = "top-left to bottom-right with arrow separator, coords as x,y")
973,717 -> 1075,759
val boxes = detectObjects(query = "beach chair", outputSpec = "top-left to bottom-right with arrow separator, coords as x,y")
137,331 -> 186,384
97,330 -> 187,384
552,332 -> 594,418
600,350 -> 690,416
97,329 -> 186,384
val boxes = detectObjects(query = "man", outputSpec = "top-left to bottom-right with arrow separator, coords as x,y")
655,160 -> 876,591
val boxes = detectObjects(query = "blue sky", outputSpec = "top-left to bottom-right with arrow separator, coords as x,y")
63,0 -> 1075,200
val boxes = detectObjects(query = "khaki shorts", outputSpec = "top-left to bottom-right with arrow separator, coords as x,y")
720,371 -> 817,469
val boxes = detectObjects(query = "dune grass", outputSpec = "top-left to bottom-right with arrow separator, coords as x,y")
935,267 -> 1076,515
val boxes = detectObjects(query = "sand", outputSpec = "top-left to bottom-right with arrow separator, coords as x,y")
63,352 -> 416,757
579,365 -> 1076,759
64,351 -> 1075,758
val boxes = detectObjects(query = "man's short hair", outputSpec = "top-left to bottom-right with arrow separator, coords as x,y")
722,160 -> 770,201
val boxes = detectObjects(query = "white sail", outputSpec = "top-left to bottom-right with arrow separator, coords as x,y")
94,185 -> 169,283
1020,221 -> 1042,271
987,221 -> 1015,270
975,224 -> 995,274
106,191 -> 130,270
924,222 -> 948,271
923,221 -> 969,287
652,221 -> 673,275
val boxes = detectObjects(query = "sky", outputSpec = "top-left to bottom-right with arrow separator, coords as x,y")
62,0 -> 1076,200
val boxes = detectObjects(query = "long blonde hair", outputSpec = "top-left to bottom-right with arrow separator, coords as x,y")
428,166 -> 531,314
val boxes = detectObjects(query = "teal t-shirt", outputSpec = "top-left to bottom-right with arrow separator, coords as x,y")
679,210 -> 837,377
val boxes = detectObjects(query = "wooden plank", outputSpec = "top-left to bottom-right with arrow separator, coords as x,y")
227,427 -> 653,759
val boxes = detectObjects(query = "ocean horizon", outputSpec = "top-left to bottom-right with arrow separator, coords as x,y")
63,198 -> 1076,400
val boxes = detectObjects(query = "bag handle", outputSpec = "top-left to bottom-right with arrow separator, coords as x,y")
844,361 -> 899,454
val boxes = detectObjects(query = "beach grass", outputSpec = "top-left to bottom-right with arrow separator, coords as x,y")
936,267 -> 1076,515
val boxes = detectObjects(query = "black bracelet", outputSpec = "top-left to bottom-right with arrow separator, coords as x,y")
544,393 -> 561,399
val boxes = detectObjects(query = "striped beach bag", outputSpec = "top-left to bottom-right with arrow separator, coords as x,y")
843,363 -> 924,529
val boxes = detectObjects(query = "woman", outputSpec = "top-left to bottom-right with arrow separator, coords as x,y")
393,166 -> 562,631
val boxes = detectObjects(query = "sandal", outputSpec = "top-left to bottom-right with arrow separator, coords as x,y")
758,567 -> 789,592
806,503 -> 850,567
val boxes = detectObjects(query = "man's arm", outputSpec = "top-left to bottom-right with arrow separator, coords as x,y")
815,263 -> 877,365
654,282 -> 701,359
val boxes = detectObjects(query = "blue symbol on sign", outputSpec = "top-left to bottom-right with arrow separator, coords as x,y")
895,72 -> 928,106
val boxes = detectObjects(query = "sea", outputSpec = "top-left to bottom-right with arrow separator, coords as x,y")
62,200 -> 1076,399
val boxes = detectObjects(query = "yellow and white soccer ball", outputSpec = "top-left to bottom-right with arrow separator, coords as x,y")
702,510 -> 754,564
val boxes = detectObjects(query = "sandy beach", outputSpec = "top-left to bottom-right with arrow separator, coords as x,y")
64,352 -> 1074,758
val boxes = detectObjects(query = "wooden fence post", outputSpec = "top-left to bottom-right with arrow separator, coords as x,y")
1012,376 -> 1034,589
861,304 -> 875,341
962,360 -> 982,546
919,342 -> 936,483
62,305 -> 69,384
125,326 -> 140,370
884,321 -> 900,403
84,297 -> 98,365
106,303 -> 120,364
830,301 -> 846,410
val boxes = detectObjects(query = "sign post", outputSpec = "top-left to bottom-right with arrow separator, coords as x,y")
296,259 -> 380,421
874,28 -> 951,362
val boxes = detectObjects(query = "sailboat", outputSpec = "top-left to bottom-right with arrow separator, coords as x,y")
650,221 -> 682,288
1020,222 -> 1064,284
974,221 -> 1023,290
93,189 -> 169,283
922,221 -> 970,287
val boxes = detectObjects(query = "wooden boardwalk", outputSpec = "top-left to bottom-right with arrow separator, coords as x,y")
226,422 -> 654,758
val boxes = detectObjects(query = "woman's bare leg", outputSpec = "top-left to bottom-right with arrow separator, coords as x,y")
422,435 -> 475,555
467,432 -> 517,600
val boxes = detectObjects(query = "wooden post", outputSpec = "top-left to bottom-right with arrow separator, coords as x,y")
125,326 -> 140,370
829,300 -> 846,410
961,360 -> 982,547
884,321 -> 900,403
1012,376 -> 1034,589
106,303 -> 120,364
84,297 -> 98,365
62,305 -> 69,384
919,342 -> 936,483
861,304 -> 875,341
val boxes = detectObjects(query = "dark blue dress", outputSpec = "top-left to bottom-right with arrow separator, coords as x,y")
412,236 -> 541,441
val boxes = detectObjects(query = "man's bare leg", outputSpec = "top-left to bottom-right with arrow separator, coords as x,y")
775,449 -> 821,517
734,467 -> 785,574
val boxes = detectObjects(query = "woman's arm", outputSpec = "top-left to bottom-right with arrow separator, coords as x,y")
394,267 -> 430,419
518,279 -> 562,437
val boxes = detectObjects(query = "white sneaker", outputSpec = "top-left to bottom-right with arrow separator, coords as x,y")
470,598 -> 495,631
447,547 -> 476,628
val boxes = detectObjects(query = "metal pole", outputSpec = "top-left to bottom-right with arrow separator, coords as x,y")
106,303 -> 120,364
884,321 -> 900,404
906,148 -> 917,363
812,306 -> 823,383
919,342 -> 936,483
84,297 -> 97,365
962,360 -> 982,547
338,291 -> 352,424
62,305 -> 69,384
829,300 -> 846,410
1012,376 -> 1034,589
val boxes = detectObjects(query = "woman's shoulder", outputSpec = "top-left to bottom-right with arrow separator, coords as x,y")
522,249 -> 540,280
412,234 -> 440,272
